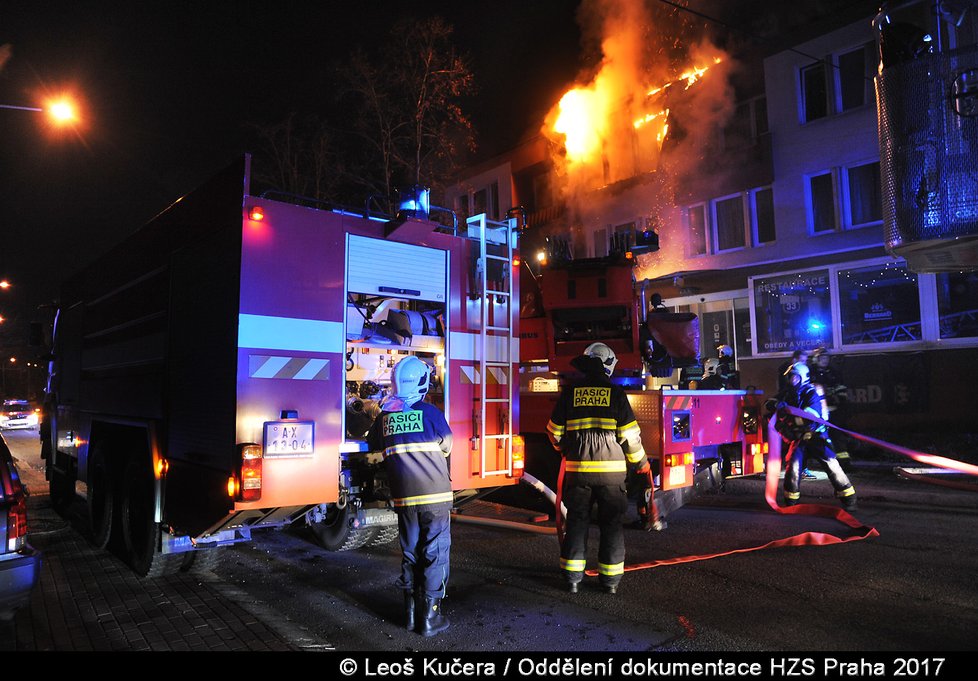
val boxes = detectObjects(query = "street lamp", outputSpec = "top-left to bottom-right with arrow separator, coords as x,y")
0,96 -> 79,126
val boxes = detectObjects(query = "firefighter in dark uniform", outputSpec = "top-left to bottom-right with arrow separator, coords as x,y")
775,362 -> 858,510
366,355 -> 453,636
809,347 -> 852,471
546,342 -> 650,594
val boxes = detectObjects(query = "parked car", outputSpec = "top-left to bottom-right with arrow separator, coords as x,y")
0,435 -> 40,622
0,400 -> 39,430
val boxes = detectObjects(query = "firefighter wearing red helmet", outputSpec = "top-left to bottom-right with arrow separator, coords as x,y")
366,355 -> 453,636
546,342 -> 650,594
775,362 -> 858,510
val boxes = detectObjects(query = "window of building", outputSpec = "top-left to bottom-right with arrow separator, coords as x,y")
937,271 -> 978,339
533,173 -> 554,209
471,182 -> 499,220
456,194 -> 470,221
801,60 -> 829,123
845,161 -> 882,227
752,187 -> 776,244
838,263 -> 921,345
488,181 -> 500,220
752,269 -> 833,353
687,204 -> 707,256
713,195 -> 746,251
610,222 -> 634,254
473,188 -> 487,217
808,171 -> 837,233
733,297 -> 753,359
837,43 -> 873,112
593,227 -> 608,258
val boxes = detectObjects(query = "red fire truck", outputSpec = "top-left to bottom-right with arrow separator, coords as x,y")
518,252 -> 766,520
40,156 -> 522,576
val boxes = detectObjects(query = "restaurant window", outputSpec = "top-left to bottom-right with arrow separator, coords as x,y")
838,263 -> 921,345
937,271 -> 978,339
752,270 -> 833,353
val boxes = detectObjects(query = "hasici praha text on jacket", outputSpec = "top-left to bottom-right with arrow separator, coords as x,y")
545,357 -> 647,484
366,400 -> 454,511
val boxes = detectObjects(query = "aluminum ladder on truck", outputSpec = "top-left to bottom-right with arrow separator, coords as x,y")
467,213 -> 517,479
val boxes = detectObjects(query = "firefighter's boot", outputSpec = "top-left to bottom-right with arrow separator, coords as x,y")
403,591 -> 416,632
420,597 -> 450,637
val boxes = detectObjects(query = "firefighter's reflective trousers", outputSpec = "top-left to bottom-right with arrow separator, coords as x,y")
782,434 -> 856,504
560,483 -> 629,588
396,505 -> 451,600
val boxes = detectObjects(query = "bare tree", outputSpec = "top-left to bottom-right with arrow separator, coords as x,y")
248,113 -> 339,202
338,16 -> 476,209
247,16 -> 475,213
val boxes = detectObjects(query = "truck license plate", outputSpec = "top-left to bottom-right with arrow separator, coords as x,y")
263,420 -> 315,458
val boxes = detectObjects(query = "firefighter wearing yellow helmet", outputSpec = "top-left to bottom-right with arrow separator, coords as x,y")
366,355 -> 453,636
775,362 -> 857,510
546,342 -> 650,594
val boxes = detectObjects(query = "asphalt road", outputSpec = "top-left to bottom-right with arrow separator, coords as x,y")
6,427 -> 978,653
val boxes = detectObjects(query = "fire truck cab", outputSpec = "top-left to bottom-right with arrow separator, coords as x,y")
518,250 -> 765,519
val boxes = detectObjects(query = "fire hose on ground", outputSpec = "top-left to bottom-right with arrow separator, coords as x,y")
581,408 -> 978,576
454,413 -> 977,572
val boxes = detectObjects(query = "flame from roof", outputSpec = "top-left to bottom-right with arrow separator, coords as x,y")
550,56 -> 725,168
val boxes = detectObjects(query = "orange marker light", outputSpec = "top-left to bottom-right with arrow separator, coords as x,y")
248,205 -> 264,221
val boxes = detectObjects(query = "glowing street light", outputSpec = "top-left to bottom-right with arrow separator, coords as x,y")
0,280 -> 9,289
0,96 -> 79,126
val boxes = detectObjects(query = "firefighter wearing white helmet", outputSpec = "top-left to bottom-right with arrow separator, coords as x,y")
774,362 -> 857,511
366,355 -> 453,636
809,347 -> 852,470
546,342 -> 649,594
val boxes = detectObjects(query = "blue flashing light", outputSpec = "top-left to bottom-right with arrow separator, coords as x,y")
807,319 -> 825,332
397,185 -> 430,219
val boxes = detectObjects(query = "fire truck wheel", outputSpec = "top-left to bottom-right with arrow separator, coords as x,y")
120,459 -> 182,577
181,548 -> 223,573
309,503 -> 378,551
369,525 -> 399,546
87,446 -> 115,550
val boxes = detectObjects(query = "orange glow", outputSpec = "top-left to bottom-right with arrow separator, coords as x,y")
632,57 -> 723,131
553,88 -> 603,164
512,255 -> 521,268
47,98 -> 77,123
155,459 -> 169,478
227,476 -> 238,498
248,205 -> 264,221
0,280 -> 10,289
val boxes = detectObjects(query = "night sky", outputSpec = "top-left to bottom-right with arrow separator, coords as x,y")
1,1 -> 583,321
0,0 -> 879,339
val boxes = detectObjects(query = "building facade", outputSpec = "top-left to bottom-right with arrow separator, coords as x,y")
446,3 -> 978,432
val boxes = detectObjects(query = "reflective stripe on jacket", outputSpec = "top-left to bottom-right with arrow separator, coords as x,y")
366,400 -> 454,511
547,375 -> 646,487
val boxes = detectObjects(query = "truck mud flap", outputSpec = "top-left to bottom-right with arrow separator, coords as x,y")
357,507 -> 398,529
649,462 -> 723,521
